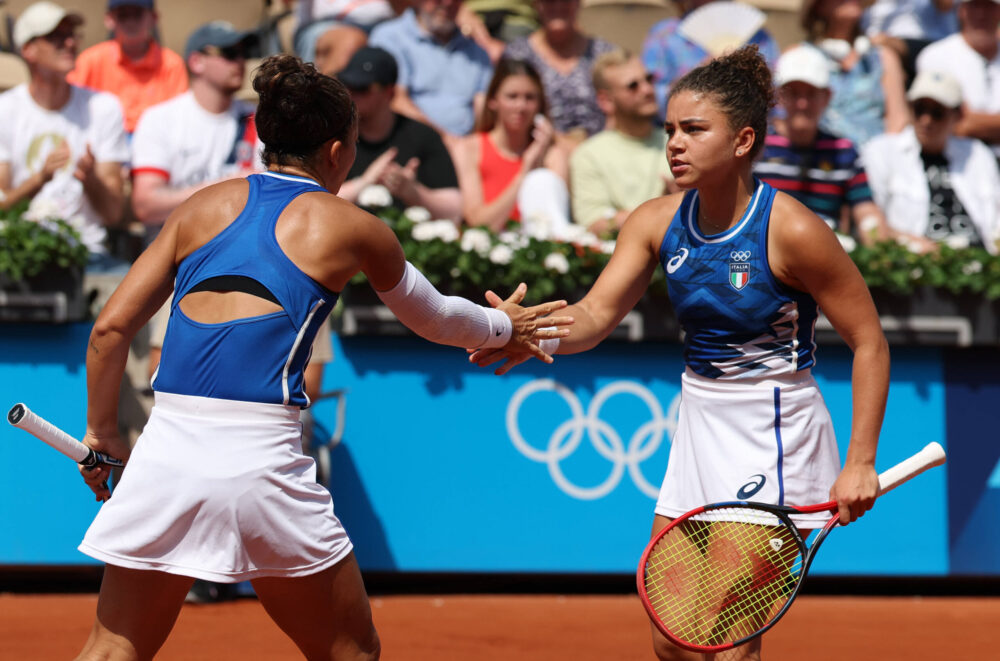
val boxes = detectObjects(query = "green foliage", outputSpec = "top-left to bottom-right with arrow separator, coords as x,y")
0,201 -> 88,282
355,203 -> 1000,303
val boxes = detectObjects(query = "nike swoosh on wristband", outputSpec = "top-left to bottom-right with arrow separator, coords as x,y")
666,248 -> 689,274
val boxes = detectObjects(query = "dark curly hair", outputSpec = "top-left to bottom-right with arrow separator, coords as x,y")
252,54 -> 357,167
669,45 -> 775,159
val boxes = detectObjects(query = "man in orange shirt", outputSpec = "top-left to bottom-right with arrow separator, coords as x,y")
68,0 -> 187,134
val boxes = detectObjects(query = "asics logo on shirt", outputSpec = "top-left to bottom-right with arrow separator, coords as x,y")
666,248 -> 689,274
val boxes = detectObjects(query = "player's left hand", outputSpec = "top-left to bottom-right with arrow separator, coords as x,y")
829,460 -> 879,525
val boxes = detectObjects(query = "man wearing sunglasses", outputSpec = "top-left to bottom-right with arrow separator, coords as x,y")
754,45 -> 894,248
68,0 -> 187,135
569,49 -> 674,236
862,70 -> 1000,253
0,1 -> 129,272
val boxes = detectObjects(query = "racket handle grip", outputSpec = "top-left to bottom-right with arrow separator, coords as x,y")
877,441 -> 946,495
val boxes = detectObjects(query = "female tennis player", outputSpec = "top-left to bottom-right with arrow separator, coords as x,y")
73,54 -> 571,661
472,45 -> 889,661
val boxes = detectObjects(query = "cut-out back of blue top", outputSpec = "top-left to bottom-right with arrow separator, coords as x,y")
153,172 -> 339,407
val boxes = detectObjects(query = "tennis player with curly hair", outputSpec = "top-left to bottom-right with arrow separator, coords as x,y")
473,45 -> 889,661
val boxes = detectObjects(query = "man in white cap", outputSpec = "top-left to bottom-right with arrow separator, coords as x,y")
0,1 -> 129,271
916,0 -> 1000,158
753,45 -> 891,246
862,70 -> 1000,253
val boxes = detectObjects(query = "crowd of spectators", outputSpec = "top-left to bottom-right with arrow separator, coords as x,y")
1,0 -> 998,282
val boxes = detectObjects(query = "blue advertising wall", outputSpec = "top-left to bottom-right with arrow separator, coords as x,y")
0,324 -> 996,577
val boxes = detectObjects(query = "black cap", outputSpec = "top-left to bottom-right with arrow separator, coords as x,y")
108,0 -> 154,9
338,47 -> 398,89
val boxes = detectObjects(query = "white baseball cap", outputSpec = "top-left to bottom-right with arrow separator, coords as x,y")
775,46 -> 830,90
13,2 -> 83,51
907,70 -> 963,109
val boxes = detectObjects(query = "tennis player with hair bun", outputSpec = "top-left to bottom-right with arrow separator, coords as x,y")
472,45 -> 890,661
73,54 -> 571,660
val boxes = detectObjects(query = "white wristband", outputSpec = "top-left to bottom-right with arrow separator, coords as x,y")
480,308 -> 512,349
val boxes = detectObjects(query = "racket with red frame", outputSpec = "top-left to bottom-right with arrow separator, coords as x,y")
637,442 -> 946,653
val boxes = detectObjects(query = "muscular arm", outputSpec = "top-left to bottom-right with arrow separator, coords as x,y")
552,196 -> 677,353
770,194 -> 889,523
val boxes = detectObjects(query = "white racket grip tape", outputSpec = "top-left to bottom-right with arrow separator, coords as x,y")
877,441 -> 946,495
7,403 -> 124,468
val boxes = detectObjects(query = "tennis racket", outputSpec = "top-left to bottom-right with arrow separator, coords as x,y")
7,403 -> 124,497
638,441 -> 946,653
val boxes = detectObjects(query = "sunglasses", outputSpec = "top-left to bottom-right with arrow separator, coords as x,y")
200,44 -> 247,61
624,73 -> 655,92
912,101 -> 948,121
42,27 -> 79,45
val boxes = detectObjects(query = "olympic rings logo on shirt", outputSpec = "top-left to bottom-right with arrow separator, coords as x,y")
505,379 -> 680,500
730,250 -> 752,262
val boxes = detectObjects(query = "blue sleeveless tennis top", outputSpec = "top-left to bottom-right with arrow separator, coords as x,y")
658,180 -> 819,379
153,172 -> 339,407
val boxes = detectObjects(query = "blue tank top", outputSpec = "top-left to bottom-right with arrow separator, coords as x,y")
153,172 -> 339,407
658,180 -> 818,379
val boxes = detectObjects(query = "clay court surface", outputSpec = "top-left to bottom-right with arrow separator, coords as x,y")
2,592 -> 997,660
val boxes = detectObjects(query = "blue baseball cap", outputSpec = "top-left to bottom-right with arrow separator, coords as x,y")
184,21 -> 256,60
108,0 -> 154,9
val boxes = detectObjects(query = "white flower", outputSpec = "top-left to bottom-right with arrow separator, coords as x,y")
600,240 -> 617,255
910,267 -> 923,279
962,260 -> 983,275
896,236 -> 927,254
357,184 -> 392,208
403,206 -> 431,223
522,213 -> 553,240
552,223 -> 588,244
944,234 -> 970,250
835,232 -> 857,253
543,252 -> 570,274
24,198 -> 63,222
576,232 -> 598,248
450,267 -> 461,278
411,219 -> 459,243
460,228 -> 492,256
498,230 -> 528,250
858,215 -> 881,234
489,244 -> 514,265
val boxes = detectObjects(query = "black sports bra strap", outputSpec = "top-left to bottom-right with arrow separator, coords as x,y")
187,275 -> 280,305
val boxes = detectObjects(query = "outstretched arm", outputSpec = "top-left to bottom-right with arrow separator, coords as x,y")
470,195 -> 678,373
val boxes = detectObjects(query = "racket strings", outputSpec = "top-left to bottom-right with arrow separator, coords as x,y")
643,508 -> 804,648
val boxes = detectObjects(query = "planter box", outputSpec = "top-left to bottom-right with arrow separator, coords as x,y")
0,267 -> 89,323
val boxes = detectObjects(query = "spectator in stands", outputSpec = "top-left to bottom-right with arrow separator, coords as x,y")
916,0 -> 1000,160
862,70 -> 1000,253
800,0 -> 910,148
0,1 -> 129,271
130,21 -> 259,241
453,58 -> 570,234
462,0 -> 538,62
312,23 -> 368,77
755,46 -> 891,246
569,50 -> 674,236
862,0 -> 958,84
641,0 -> 781,123
369,0 -> 493,144
336,47 -> 462,222
502,0 -> 615,142
67,0 -> 187,135
293,0 -> 399,64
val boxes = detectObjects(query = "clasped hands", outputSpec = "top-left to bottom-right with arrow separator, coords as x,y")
470,283 -> 574,375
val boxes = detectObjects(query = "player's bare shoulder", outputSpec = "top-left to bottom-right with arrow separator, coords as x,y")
621,191 -> 686,251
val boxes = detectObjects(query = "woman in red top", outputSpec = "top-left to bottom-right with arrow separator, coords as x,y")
454,58 -> 570,233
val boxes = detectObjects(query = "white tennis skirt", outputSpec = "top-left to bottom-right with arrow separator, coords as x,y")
79,392 -> 353,582
655,368 -> 841,528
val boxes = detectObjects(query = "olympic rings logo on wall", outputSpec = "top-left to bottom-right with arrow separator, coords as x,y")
505,379 -> 680,500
